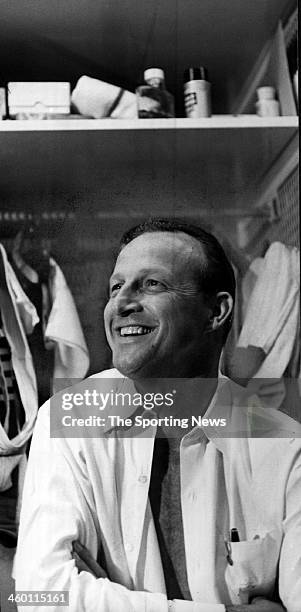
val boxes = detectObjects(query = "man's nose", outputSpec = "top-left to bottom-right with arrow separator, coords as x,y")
115,285 -> 143,316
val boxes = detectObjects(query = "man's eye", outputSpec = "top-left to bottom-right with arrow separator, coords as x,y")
110,283 -> 122,295
144,279 -> 165,290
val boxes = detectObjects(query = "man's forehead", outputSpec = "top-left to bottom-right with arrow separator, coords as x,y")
115,231 -> 205,269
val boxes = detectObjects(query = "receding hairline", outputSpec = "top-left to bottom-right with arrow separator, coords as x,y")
119,217 -> 236,300
119,229 -> 208,265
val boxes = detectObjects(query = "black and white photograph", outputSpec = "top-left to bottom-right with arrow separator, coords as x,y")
0,2 -> 299,611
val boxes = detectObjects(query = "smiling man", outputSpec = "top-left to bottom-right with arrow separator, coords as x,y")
15,218 -> 301,612
104,227 -> 232,379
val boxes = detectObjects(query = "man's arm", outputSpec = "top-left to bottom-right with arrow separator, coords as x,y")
73,541 -> 285,612
15,414 -> 225,612
72,543 -> 285,611
278,451 -> 301,612
14,406 -> 168,612
72,541 -> 107,578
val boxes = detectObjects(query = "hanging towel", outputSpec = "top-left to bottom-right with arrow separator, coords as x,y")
237,242 -> 300,409
241,257 -> 264,320
0,243 -> 38,491
45,259 -> 89,392
71,75 -> 137,119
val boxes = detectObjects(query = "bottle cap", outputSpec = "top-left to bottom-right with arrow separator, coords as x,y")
184,66 -> 209,82
144,68 -> 165,82
256,86 -> 276,100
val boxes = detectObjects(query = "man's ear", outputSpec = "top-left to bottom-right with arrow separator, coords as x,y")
205,292 -> 233,333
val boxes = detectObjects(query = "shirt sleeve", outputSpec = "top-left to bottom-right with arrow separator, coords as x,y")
279,451 -> 301,612
14,405 -> 168,612
237,242 -> 299,353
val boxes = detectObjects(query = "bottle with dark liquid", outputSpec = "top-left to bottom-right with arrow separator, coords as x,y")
136,68 -> 175,118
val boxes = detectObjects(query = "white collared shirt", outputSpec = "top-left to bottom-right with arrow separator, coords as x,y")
15,371 -> 301,612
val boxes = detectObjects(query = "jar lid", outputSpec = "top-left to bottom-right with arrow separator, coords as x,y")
184,67 -> 209,82
144,68 -> 165,81
256,86 -> 276,100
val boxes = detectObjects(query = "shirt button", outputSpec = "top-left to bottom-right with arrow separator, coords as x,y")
125,543 -> 134,553
138,475 -> 148,484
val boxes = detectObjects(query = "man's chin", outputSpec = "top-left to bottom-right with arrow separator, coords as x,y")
112,353 -> 154,379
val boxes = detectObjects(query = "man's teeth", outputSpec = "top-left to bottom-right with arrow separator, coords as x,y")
120,326 -> 152,336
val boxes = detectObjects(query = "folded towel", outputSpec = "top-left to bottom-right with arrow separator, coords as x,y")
71,75 -> 137,119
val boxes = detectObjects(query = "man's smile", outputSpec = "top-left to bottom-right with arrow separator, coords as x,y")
118,325 -> 155,337
111,319 -> 158,343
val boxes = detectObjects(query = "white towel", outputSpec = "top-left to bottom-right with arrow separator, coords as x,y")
71,75 -> 137,119
237,242 -> 300,409
46,259 -> 89,392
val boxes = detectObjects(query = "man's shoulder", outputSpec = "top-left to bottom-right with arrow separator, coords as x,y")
218,377 -> 301,459
35,369 -> 127,453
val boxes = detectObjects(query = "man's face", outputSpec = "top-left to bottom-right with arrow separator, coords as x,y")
104,231 -> 213,378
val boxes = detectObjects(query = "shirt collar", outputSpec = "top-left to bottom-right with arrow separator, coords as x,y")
180,375 -> 233,448
105,374 -> 234,452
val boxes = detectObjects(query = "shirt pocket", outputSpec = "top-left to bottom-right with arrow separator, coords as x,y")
225,528 -> 282,605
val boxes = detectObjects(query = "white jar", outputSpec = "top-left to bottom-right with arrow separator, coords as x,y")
255,99 -> 280,116
256,86 -> 280,116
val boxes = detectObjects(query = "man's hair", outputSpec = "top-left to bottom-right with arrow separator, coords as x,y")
120,217 -> 236,341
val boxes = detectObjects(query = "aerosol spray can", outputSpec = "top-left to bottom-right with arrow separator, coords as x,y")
184,67 -> 211,118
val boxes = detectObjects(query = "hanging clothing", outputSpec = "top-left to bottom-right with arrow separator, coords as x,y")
0,244 -> 38,455
0,323 -> 25,542
11,262 -> 54,405
46,259 -> 90,392
11,254 -> 89,396
0,244 -> 39,543
241,257 -> 264,321
0,325 -> 24,441
237,242 -> 300,410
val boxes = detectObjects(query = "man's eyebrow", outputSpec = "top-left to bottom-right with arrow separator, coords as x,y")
138,267 -> 170,276
109,273 -> 123,283
110,267 -> 170,281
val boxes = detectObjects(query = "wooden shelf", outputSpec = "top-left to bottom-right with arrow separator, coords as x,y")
0,116 -> 298,131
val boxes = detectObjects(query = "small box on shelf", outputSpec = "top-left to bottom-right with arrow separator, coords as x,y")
7,82 -> 70,118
